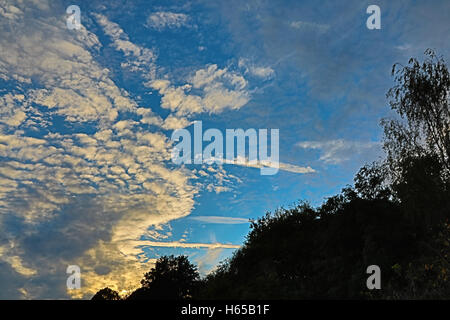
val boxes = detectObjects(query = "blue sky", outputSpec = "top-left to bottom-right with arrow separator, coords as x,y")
0,0 -> 449,299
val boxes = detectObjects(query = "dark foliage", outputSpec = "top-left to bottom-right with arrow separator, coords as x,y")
126,255 -> 200,300
91,287 -> 121,300
200,197 -> 417,299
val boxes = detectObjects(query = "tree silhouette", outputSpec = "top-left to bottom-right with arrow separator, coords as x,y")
127,255 -> 200,300
377,49 -> 450,227
91,287 -> 121,300
383,49 -> 450,176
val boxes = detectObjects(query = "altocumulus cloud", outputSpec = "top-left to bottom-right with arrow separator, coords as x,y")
0,0 -> 200,298
0,0 -> 248,299
0,0 -> 316,299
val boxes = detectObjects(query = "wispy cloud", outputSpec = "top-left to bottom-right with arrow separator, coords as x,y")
216,157 -> 315,174
195,247 -> 225,275
189,216 -> 250,224
134,240 -> 240,249
238,58 -> 275,80
297,140 -> 382,164
146,12 -> 189,30
95,13 -> 156,75
289,20 -> 330,33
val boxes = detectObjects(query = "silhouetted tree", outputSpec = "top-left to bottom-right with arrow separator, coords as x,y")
127,255 -> 200,300
354,161 -> 392,200
383,49 -> 450,175
200,197 -> 417,299
91,287 -> 121,300
378,50 -> 450,227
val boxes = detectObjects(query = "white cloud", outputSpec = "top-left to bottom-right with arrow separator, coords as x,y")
146,12 -> 189,30
0,94 -> 28,127
189,216 -> 250,224
289,20 -> 329,33
216,156 -> 315,174
133,240 -> 240,249
297,140 -> 382,164
195,247 -> 224,275
162,115 -> 191,130
0,245 -> 37,276
149,64 -> 250,116
95,14 -> 156,75
250,66 -> 275,79
278,162 -> 316,174
238,58 -> 275,80
395,44 -> 412,51
0,1 -> 197,299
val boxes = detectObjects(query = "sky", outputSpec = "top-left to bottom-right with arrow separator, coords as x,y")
0,0 -> 449,299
